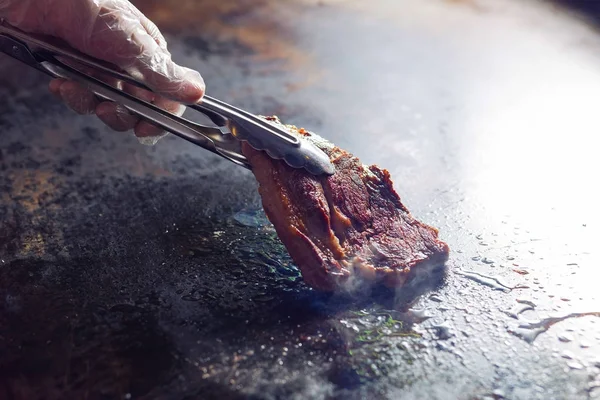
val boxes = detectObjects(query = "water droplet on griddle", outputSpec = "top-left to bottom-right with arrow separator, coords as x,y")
232,208 -> 271,227
253,294 -> 275,303
432,321 -> 454,340
561,351 -> 576,360
567,361 -> 584,370
408,308 -> 431,321
429,294 -> 443,303
510,326 -> 547,344
482,257 -> 496,264
455,270 -> 512,292
558,333 -> 574,343
505,302 -> 534,319
509,312 -> 600,343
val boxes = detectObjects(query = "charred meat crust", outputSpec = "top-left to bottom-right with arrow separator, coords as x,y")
242,117 -> 450,292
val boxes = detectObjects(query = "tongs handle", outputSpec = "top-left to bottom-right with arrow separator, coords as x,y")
0,21 -> 250,168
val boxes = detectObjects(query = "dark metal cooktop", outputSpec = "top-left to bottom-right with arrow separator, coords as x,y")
1,0 -> 599,399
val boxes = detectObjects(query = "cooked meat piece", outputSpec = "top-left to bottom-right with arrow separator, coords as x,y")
242,116 -> 450,291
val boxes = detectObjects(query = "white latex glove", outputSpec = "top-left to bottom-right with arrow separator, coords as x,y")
0,0 -> 205,144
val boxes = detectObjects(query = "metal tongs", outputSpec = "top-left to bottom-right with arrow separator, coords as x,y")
0,21 -> 335,176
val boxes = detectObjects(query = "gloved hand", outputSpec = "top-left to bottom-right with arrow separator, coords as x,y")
0,0 -> 205,144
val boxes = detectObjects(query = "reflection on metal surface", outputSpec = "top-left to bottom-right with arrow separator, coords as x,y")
510,312 -> 600,344
4,169 -> 64,257
1,0 -> 600,398
455,269 -> 522,292
9,169 -> 56,214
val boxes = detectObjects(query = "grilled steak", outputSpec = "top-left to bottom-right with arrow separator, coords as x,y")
242,116 -> 450,292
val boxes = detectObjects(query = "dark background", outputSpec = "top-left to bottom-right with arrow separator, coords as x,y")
1,0 -> 600,399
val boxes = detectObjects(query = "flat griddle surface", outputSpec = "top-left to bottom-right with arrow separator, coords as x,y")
1,0 -> 599,399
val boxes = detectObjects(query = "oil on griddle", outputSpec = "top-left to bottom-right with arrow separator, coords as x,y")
1,0 -> 600,399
